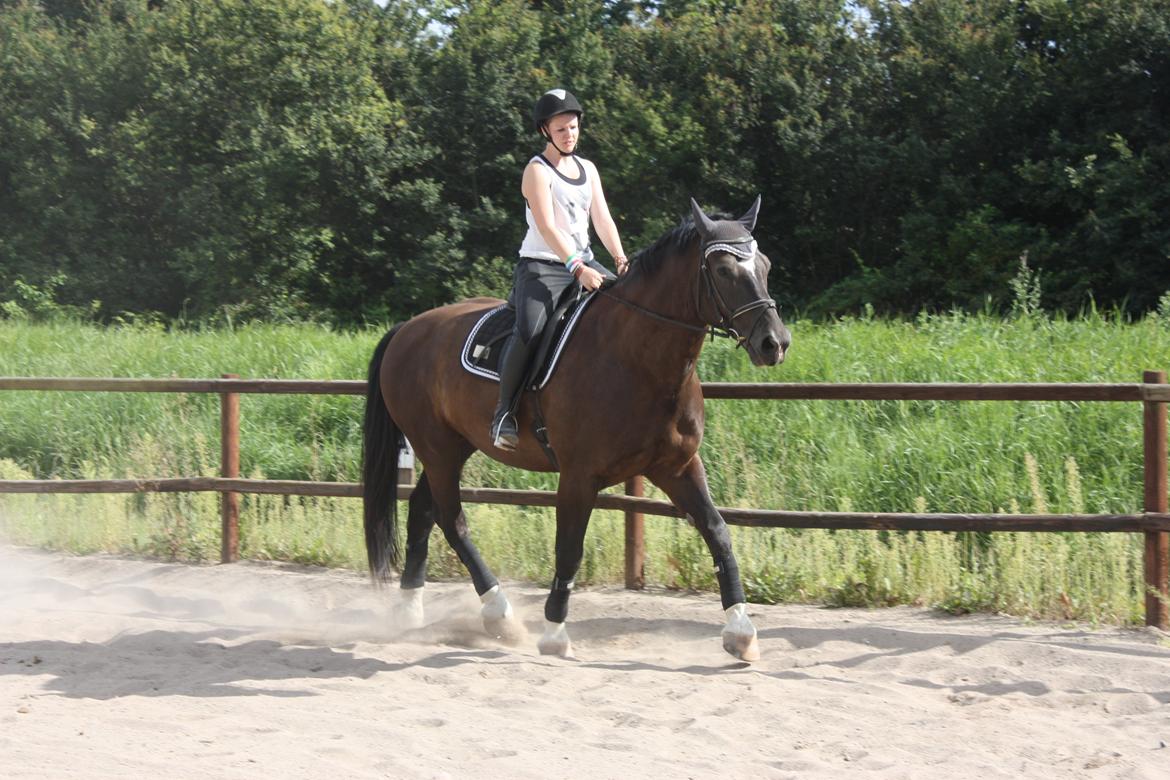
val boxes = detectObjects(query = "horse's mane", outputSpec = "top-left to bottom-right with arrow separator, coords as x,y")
623,211 -> 736,282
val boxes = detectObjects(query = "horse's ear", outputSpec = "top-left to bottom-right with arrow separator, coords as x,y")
739,195 -> 761,232
690,198 -> 718,238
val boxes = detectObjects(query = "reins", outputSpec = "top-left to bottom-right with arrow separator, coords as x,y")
597,289 -> 711,335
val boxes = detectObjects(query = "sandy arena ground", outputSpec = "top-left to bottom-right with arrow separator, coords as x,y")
1,545 -> 1168,779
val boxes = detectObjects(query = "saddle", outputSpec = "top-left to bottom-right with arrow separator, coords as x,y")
461,288 -> 598,391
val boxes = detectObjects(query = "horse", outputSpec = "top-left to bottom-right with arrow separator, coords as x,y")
362,197 -> 791,661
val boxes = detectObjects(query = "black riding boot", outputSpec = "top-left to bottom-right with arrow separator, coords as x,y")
490,333 -> 528,451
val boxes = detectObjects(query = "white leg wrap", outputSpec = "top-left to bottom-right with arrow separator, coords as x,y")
724,603 -> 755,635
537,620 -> 573,658
721,603 -> 760,662
479,584 -> 513,622
395,586 -> 425,630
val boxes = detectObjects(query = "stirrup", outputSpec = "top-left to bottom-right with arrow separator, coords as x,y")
491,411 -> 519,451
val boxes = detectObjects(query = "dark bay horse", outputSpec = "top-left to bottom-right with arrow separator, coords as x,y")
362,198 -> 791,661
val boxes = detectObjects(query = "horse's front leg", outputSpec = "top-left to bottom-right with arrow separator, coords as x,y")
537,474 -> 601,658
649,455 -> 760,662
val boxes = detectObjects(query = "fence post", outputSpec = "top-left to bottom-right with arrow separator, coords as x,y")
220,373 -> 240,564
1144,369 -> 1168,629
624,476 -> 645,589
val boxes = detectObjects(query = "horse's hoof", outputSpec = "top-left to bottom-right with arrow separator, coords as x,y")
722,603 -> 760,662
537,620 -> 573,658
480,585 -> 523,643
722,630 -> 761,662
395,587 -> 425,631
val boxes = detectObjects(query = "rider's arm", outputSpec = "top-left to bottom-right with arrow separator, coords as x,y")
584,160 -> 627,269
522,162 -> 578,262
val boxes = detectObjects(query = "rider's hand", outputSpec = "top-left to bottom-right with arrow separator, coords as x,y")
576,266 -> 604,291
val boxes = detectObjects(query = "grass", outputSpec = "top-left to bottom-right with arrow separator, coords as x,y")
1,308 -> 1167,624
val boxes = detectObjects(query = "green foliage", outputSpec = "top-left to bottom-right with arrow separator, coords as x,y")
1157,291 -> 1170,328
2,0 -> 1169,321
1,314 -> 1166,623
1008,253 -> 1043,320
0,273 -> 99,321
812,0 -> 1170,316
0,0 -> 399,322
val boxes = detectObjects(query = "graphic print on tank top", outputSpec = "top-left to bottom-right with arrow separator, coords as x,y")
560,198 -> 584,252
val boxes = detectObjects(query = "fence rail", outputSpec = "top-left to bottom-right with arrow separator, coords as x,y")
1,372 -> 1166,627
3,375 -> 1170,401
4,476 -> 1170,534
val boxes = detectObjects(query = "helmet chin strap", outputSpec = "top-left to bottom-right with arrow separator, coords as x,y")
541,126 -> 576,157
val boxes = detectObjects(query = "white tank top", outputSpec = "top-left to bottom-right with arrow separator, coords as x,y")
518,155 -> 593,263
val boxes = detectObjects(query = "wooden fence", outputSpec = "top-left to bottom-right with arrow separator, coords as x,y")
1,372 -> 1167,628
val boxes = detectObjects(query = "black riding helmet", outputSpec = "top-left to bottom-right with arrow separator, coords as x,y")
533,88 -> 584,131
534,89 -> 583,157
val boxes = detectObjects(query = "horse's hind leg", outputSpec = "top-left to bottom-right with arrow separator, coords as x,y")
537,474 -> 602,658
649,456 -> 760,662
395,471 -> 436,630
424,447 -> 522,642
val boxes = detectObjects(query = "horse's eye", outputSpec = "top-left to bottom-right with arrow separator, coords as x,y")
717,265 -> 734,279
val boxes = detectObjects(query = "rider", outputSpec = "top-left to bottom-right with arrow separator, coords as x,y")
490,88 -> 629,450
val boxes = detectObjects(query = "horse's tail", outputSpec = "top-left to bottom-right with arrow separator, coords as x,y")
362,324 -> 405,584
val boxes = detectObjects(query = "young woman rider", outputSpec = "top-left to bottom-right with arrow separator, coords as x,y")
490,88 -> 629,450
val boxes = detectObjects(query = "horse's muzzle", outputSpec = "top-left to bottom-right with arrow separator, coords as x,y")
750,322 -> 791,366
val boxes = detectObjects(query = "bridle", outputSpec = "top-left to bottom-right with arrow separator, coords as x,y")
697,237 -> 778,347
600,235 -> 778,349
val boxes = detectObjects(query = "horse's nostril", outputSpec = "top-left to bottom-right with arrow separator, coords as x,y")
759,338 -> 783,364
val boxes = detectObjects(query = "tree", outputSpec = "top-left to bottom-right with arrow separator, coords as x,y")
4,0 -> 1169,322
1,0 -> 399,321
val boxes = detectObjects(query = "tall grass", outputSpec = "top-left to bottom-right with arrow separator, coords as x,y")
1,309 -> 1167,623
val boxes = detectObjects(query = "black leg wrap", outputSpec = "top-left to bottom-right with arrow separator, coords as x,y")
449,535 -> 499,596
400,539 -> 429,589
714,552 -> 746,610
543,576 -> 575,623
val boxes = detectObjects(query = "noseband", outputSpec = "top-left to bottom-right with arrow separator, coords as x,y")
600,235 -> 778,348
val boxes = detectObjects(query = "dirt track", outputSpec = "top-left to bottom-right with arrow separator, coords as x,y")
2,546 -> 1168,779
